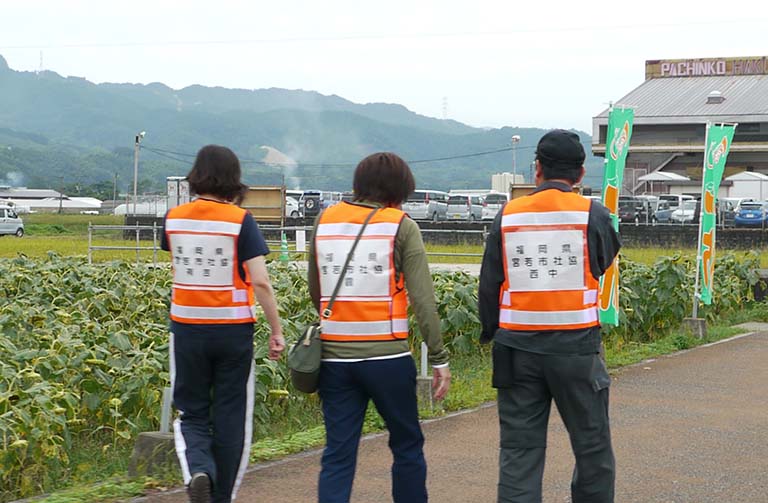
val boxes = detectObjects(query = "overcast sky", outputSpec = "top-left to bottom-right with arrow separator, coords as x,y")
2,0 -> 767,134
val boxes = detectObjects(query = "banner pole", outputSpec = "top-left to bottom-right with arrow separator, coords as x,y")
692,122 -> 710,319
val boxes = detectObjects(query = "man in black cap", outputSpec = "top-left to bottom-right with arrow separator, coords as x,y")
478,129 -> 620,502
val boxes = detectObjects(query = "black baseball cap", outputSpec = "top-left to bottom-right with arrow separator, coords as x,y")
535,130 -> 586,169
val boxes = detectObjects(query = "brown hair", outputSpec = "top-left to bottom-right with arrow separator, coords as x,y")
187,145 -> 247,204
352,152 -> 415,206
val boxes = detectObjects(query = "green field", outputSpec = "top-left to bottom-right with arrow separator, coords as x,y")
2,215 -> 766,502
3,213 -> 767,266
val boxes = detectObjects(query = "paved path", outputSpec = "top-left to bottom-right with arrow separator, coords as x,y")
142,331 -> 768,502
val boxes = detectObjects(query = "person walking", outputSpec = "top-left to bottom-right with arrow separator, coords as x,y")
162,145 -> 285,503
307,152 -> 451,503
478,130 -> 620,503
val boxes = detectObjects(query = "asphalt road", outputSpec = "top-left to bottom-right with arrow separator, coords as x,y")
141,331 -> 768,503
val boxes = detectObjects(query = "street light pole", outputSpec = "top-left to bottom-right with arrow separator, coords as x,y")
133,131 -> 146,215
511,135 -> 521,192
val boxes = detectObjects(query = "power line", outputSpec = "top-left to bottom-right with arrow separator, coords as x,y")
141,144 -> 535,169
141,147 -> 193,164
141,146 -> 196,159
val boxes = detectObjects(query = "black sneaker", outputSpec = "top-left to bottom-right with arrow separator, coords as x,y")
188,472 -> 211,503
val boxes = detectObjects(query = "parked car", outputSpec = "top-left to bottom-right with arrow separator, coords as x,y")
658,194 -> 695,212
719,197 -> 754,227
651,201 -> 674,223
618,198 -> 651,224
300,190 -> 323,218
298,190 -> 344,218
482,192 -> 508,220
635,195 -> 659,214
445,194 -> 484,221
402,190 -> 449,221
670,199 -> 700,224
285,196 -> 301,218
0,205 -> 24,237
734,201 -> 768,228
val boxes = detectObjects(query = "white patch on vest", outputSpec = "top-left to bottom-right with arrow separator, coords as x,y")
170,234 -> 235,287
316,222 -> 400,237
502,211 -> 589,227
504,229 -> 585,291
165,218 -> 241,235
232,289 -> 249,303
316,238 -> 391,297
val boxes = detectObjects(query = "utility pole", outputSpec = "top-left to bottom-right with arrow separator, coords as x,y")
133,131 -> 146,215
511,135 -> 521,184
112,172 -> 118,212
57,177 -> 64,214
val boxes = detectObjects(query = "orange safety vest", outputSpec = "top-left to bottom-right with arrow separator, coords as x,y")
165,199 -> 257,325
315,202 -> 408,342
498,189 -> 599,332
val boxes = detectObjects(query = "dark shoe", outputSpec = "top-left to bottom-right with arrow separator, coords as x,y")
188,472 -> 211,503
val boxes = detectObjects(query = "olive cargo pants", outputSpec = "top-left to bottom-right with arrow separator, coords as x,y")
493,343 -> 615,503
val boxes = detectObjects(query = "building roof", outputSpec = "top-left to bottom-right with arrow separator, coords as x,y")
725,171 -> 768,181
5,198 -> 101,210
638,172 -> 690,182
595,75 -> 768,123
0,188 -> 62,199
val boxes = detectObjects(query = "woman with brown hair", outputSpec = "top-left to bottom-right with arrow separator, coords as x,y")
308,152 -> 451,502
162,145 -> 285,503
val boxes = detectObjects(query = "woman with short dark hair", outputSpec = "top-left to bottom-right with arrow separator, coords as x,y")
162,145 -> 285,503
308,152 -> 451,503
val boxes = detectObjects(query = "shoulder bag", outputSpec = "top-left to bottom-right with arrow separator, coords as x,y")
288,207 -> 378,393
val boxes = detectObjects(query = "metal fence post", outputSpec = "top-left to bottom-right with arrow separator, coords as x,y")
87,222 -> 93,264
135,223 -> 140,265
152,222 -> 158,266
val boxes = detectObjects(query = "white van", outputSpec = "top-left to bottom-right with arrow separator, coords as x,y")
482,192 -> 509,220
0,206 -> 24,237
446,194 -> 484,221
402,190 -> 449,221
657,194 -> 695,211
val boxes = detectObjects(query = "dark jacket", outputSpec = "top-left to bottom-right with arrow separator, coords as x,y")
478,181 -> 621,355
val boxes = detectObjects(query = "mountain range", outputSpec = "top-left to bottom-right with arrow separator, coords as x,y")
0,54 -> 603,195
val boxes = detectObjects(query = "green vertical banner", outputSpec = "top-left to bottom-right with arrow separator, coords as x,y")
698,124 -> 736,305
598,107 -> 634,325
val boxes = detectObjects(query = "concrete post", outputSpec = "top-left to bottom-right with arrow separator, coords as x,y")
683,317 -> 707,339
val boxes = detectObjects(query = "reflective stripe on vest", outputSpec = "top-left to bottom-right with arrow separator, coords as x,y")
499,307 -> 598,326
166,199 -> 257,325
499,190 -> 599,332
315,202 -> 408,342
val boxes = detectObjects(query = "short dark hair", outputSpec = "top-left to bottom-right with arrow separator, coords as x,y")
353,152 -> 415,206
538,161 -> 582,184
187,145 -> 247,204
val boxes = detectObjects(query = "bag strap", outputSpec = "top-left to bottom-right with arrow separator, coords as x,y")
322,207 -> 379,319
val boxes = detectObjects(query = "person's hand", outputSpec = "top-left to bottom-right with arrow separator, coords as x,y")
432,366 -> 451,401
268,333 -> 286,360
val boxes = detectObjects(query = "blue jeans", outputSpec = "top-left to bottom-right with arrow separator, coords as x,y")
318,356 -> 427,503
